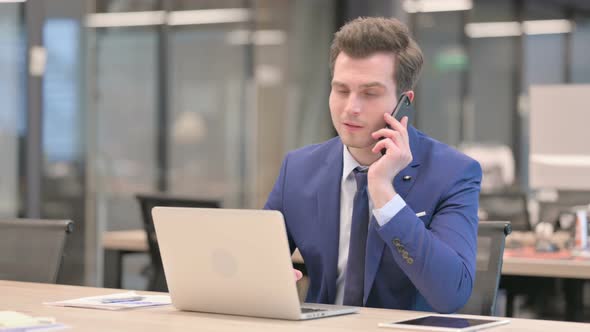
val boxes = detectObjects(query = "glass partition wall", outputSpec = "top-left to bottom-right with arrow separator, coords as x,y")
84,0 -> 336,286
0,1 -> 25,218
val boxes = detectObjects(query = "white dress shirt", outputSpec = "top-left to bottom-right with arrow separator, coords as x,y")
334,146 -> 407,305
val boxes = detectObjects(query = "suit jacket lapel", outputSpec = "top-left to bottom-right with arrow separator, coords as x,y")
316,139 -> 343,304
392,166 -> 419,198
364,126 -> 422,304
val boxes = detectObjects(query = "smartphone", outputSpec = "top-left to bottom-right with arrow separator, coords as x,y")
380,93 -> 414,155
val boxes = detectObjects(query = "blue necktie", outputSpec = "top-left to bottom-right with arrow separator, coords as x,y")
343,167 -> 369,306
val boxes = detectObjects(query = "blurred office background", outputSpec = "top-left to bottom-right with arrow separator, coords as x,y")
1,0 -> 590,319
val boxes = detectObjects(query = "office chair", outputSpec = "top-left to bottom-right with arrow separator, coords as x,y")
459,221 -> 512,316
0,219 -> 73,283
479,192 -> 530,231
135,193 -> 220,291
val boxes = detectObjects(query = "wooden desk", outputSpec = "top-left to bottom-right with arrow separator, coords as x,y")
503,254 -> 590,279
102,230 -> 148,289
502,248 -> 590,321
103,230 -> 148,252
1,280 -> 588,331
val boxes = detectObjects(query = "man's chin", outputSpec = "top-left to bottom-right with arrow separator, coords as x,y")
340,138 -> 375,150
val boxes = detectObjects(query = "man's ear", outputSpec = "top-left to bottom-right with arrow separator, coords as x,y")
405,90 -> 415,102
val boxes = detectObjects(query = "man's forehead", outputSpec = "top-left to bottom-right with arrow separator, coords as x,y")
332,52 -> 396,86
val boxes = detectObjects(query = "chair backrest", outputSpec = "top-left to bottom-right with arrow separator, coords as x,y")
0,219 -> 73,283
459,221 -> 512,316
479,192 -> 530,231
135,193 -> 220,291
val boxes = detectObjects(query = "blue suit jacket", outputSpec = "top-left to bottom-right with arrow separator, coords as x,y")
264,126 -> 482,313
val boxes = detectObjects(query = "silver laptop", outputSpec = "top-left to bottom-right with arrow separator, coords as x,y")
152,207 -> 358,320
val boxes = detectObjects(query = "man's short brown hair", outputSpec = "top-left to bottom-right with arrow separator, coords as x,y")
330,17 -> 424,95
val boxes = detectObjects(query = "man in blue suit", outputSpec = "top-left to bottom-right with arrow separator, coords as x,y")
264,17 -> 481,313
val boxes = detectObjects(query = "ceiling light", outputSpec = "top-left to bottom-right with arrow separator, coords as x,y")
403,0 -> 472,13
523,19 -> 573,35
86,11 -> 165,28
86,8 -> 250,28
167,8 -> 250,26
465,21 -> 521,38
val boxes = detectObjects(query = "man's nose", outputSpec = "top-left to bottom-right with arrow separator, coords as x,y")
344,95 -> 361,114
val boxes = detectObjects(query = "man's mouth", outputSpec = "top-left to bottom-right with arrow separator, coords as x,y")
343,122 -> 363,129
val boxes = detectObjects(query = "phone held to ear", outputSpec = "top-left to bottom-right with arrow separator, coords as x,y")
380,93 -> 414,155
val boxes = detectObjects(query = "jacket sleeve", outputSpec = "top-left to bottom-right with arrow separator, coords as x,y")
263,153 -> 296,253
377,160 -> 482,313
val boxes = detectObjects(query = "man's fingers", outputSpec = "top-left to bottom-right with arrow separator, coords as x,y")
384,113 -> 408,135
401,116 -> 409,128
294,269 -> 303,281
372,129 -> 404,143
372,138 -> 399,155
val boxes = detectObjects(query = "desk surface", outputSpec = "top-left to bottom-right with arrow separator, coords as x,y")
103,230 -> 148,252
1,280 -> 588,331
103,230 -> 590,279
502,252 -> 590,279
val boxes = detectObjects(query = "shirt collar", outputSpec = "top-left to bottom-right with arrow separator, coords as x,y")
342,146 -> 365,182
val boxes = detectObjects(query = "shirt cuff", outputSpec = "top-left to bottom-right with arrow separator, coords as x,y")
372,194 -> 406,227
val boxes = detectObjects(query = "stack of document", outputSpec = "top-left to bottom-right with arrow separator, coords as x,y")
44,291 -> 171,311
0,311 -> 66,331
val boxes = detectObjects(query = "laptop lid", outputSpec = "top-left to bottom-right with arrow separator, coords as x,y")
152,207 -> 305,320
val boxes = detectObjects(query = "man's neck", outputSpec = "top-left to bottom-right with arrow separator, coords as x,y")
347,146 -> 380,166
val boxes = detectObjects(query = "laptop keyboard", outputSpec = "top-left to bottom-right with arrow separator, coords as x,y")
301,307 -> 327,313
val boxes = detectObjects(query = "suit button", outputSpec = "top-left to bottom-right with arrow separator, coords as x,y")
407,257 -> 414,265
402,251 -> 409,259
393,238 -> 401,246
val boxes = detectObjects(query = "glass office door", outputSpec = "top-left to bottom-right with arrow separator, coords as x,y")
86,1 -> 252,231
166,3 -> 251,208
90,25 -> 160,232
85,1 -> 253,288
0,2 -> 25,218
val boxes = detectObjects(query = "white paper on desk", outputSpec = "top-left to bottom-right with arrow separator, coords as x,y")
0,311 -> 68,331
0,324 -> 68,332
44,291 -> 171,311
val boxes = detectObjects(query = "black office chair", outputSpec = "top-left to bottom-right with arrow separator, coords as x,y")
135,193 -> 220,291
459,221 -> 512,316
0,219 -> 73,283
479,192 -> 530,231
